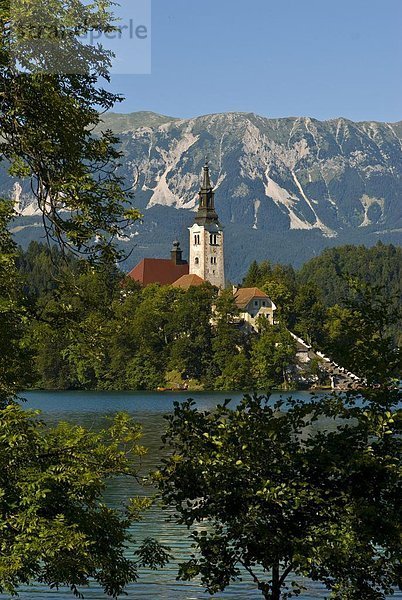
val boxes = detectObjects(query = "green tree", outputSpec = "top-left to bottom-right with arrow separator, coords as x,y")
262,279 -> 294,326
0,201 -> 31,404
26,263 -> 122,389
125,352 -> 164,391
212,288 -> 244,372
104,281 -> 143,390
17,242 -> 80,306
251,321 -> 297,389
158,392 -> 401,600
324,280 -> 401,385
169,284 -> 216,381
215,353 -> 254,391
0,406 -> 169,597
298,243 -> 402,342
242,260 -> 265,287
293,283 -> 327,345
0,1 -> 171,593
1,0 -> 140,262
131,284 -> 181,381
0,211 -> 170,599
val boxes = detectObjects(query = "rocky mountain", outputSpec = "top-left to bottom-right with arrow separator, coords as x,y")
5,111 -> 402,280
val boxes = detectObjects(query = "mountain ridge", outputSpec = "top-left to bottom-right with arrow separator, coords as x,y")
5,110 -> 402,279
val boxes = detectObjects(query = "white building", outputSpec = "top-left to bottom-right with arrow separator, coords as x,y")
189,162 -> 225,289
233,287 -> 277,332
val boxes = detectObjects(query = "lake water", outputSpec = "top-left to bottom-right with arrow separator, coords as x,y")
9,390 -> 401,600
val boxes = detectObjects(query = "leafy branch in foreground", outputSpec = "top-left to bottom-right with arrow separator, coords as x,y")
0,200 -> 32,405
158,390 -> 401,599
0,407 -> 170,598
1,0 -> 141,262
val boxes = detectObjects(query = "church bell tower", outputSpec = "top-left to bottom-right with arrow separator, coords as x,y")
189,162 -> 225,289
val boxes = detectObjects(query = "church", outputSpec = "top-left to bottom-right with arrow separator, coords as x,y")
127,161 -> 225,289
127,162 -> 276,328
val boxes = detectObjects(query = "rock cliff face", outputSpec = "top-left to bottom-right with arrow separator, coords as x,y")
4,111 -> 402,279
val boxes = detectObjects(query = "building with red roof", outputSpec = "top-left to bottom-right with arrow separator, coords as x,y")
172,273 -> 205,290
127,241 -> 189,286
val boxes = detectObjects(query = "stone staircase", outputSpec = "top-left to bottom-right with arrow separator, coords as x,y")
289,333 -> 365,390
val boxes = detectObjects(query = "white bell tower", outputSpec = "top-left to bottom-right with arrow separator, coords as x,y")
189,162 -> 225,289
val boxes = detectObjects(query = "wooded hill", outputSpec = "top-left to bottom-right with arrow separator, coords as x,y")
17,241 -> 401,391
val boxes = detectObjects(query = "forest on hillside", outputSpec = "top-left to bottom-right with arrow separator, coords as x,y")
17,241 -> 401,392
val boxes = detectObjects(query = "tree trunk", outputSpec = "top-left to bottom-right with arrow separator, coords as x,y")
272,561 -> 280,600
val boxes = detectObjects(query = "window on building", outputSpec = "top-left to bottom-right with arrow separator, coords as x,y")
195,257 -> 199,265
210,257 -> 217,265
194,234 -> 200,245
209,233 -> 217,246
262,301 -> 266,306
254,301 -> 258,306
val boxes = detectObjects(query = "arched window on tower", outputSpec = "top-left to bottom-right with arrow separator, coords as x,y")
209,233 -> 218,246
195,257 -> 199,266
194,234 -> 200,245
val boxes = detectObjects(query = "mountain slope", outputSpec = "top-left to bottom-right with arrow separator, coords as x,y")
6,111 -> 402,279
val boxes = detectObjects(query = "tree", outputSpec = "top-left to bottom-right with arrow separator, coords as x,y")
324,280 -> 401,385
158,392 -> 401,600
242,260 -> 264,287
169,284 -> 216,381
0,201 -> 31,405
251,321 -> 297,389
26,262 -> 122,390
262,279 -> 294,327
0,207 -> 171,595
0,0 -> 170,593
17,241 -> 80,305
215,353 -> 254,391
1,0 -> 140,262
0,406 -> 170,597
293,283 -> 327,345
211,288 -> 245,374
298,244 -> 402,343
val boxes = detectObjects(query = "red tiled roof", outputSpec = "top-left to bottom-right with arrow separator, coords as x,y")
127,258 -> 189,286
172,274 -> 205,290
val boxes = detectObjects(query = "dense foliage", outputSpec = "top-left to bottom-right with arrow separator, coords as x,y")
156,247 -> 402,598
0,201 -> 30,404
14,242 -> 302,391
298,243 -> 402,308
0,407 -> 170,597
0,0 -> 170,594
158,302 -> 401,598
1,0 -> 140,261
0,217 -> 172,596
158,389 -> 401,599
243,243 -> 402,373
17,241 -> 401,391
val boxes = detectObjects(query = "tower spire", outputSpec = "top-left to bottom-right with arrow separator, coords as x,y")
202,157 -> 212,190
196,161 -> 219,225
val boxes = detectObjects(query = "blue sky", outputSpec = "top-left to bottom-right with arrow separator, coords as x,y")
107,0 -> 402,122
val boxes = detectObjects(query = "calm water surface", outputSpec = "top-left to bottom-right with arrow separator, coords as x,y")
8,390 -> 400,600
